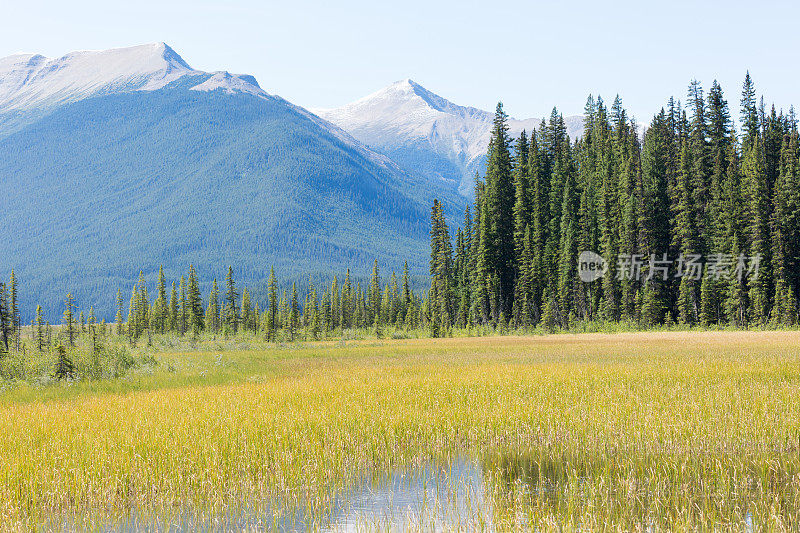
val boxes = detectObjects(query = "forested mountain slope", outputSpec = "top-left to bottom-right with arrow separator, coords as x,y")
0,45 -> 452,319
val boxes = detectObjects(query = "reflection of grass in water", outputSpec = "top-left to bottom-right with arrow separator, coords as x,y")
481,448 -> 798,530
0,331 -> 799,530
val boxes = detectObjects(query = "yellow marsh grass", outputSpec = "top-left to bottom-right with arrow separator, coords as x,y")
0,331 -> 799,530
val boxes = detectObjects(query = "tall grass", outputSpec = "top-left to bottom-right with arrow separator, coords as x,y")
0,331 -> 799,530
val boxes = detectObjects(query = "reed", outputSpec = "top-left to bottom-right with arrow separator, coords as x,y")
1,331 -> 798,530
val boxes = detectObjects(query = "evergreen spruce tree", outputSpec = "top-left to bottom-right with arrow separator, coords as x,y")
152,265 -> 168,334
369,260 -> 381,324
741,72 -> 759,147
353,282 -> 363,328
513,130 -> 531,271
675,139 -> 700,324
687,81 -> 711,251
638,112 -> 672,325
341,269 -> 352,329
330,276 -> 340,330
541,114 -> 572,328
90,328 -> 103,380
700,81 -> 733,324
278,289 -> 287,332
557,153 -> 580,327
224,266 -> 239,334
0,283 -> 11,356
206,279 -> 221,333
168,282 -> 178,333
388,272 -> 400,325
54,345 -> 76,380
187,265 -> 204,336
619,129 -> 641,320
115,289 -> 124,336
429,199 -> 454,333
473,186 -> 493,323
574,97 -> 601,322
528,131 -> 547,324
743,138 -> 771,324
63,293 -> 77,347
597,105 -> 622,322
762,106 -> 783,198
484,103 -> 516,317
132,270 -> 149,340
9,269 -> 19,347
127,287 -> 137,343
454,209 -> 472,328
401,262 -> 412,326
178,275 -> 188,336
266,267 -> 278,342
308,288 -> 320,339
320,289 -> 331,336
241,288 -> 253,333
771,131 -> 800,324
289,282 -> 299,341
35,304 -> 46,351
723,142 -> 749,327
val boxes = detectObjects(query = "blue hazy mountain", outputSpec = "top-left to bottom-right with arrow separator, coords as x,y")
0,44 -> 463,319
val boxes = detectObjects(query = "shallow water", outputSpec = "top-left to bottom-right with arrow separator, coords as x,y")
55,457 -> 487,532
324,457 -> 489,532
50,453 -> 774,531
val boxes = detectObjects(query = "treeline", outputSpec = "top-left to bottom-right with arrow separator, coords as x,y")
0,265 -> 431,378
427,73 -> 800,332
0,262 -> 428,355
122,262 -> 426,343
4,74 -> 800,353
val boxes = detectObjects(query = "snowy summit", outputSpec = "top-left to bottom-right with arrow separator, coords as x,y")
0,42 -> 265,115
314,79 -> 582,195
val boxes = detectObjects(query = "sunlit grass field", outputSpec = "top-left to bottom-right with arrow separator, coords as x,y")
1,331 -> 800,531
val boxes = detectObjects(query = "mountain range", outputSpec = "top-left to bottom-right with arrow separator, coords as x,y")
0,43 -> 581,318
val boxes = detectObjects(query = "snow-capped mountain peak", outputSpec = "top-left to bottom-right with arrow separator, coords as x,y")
388,78 -> 489,118
314,78 -> 489,132
0,43 -> 192,110
315,79 -> 582,195
0,43 -> 266,118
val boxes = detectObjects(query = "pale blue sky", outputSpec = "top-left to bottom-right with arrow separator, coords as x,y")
2,0 -> 798,124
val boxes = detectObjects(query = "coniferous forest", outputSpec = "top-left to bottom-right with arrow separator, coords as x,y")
2,73 -> 800,363
431,73 -> 800,332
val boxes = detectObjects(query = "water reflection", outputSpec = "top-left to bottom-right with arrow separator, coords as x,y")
57,452 -> 782,531
325,457 -> 489,531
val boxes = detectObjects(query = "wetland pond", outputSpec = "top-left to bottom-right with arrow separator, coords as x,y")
55,452 -> 767,532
